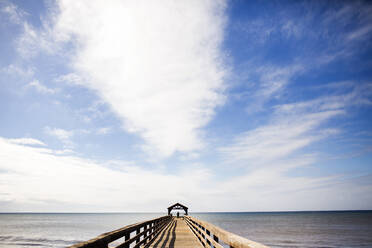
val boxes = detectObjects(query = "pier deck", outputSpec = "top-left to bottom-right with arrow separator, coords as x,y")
68,203 -> 270,248
145,218 -> 203,248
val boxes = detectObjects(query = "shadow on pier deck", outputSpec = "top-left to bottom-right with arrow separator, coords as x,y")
145,218 -> 202,248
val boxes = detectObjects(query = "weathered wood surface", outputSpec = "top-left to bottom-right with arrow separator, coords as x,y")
184,216 -> 270,248
145,218 -> 203,248
68,215 -> 270,248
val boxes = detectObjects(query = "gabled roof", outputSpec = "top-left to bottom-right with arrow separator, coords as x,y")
167,202 -> 188,210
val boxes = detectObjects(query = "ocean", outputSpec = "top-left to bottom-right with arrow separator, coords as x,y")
0,211 -> 371,247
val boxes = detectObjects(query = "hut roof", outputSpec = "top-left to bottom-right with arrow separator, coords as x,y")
167,202 -> 188,210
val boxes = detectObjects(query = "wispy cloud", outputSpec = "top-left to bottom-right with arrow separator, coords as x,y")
0,1 -> 27,24
7,138 -> 45,146
239,63 -> 304,113
97,127 -> 111,135
322,3 -> 372,43
347,23 -> 372,41
16,22 -> 58,58
74,100 -> 111,124
222,79 -> 372,165
44,126 -> 74,147
234,1 -> 372,89
220,109 -> 342,165
1,64 -> 34,78
55,73 -> 84,86
26,80 -> 58,94
277,83 -> 372,112
255,64 -> 303,98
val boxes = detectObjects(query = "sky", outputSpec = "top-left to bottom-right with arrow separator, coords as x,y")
0,0 -> 372,212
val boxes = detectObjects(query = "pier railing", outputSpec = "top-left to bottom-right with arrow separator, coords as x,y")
184,216 -> 269,248
68,215 -> 171,248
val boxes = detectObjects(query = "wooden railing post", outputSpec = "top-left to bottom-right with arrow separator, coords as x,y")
206,229 -> 211,246
143,224 -> 148,244
123,232 -> 130,248
97,240 -> 108,248
201,225 -> 206,239
136,228 -> 140,244
213,234 -> 219,242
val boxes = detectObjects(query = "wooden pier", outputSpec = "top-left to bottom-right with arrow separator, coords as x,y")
69,203 -> 269,248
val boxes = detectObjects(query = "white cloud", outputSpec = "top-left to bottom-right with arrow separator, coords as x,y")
0,1 -> 26,24
1,136 -> 371,212
281,20 -> 302,39
277,82 -> 372,113
0,137 -> 212,212
24,0 -> 227,157
347,23 -> 372,41
55,73 -> 84,85
73,100 -> 111,124
16,21 -> 59,58
256,64 -> 303,98
214,163 -> 372,211
44,126 -> 74,147
27,79 -> 58,94
7,138 -> 45,146
242,63 -> 304,114
52,148 -> 75,155
220,110 -> 342,164
1,64 -> 34,78
97,127 -> 111,135
17,22 -> 39,57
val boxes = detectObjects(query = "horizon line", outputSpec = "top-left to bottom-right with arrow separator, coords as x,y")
1,209 -> 371,214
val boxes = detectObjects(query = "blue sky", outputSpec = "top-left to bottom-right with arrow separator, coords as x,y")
0,0 -> 372,212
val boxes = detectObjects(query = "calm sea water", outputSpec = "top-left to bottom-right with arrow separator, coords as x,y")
0,211 -> 371,248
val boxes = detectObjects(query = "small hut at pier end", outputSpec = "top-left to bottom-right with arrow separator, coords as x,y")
167,202 -> 188,216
